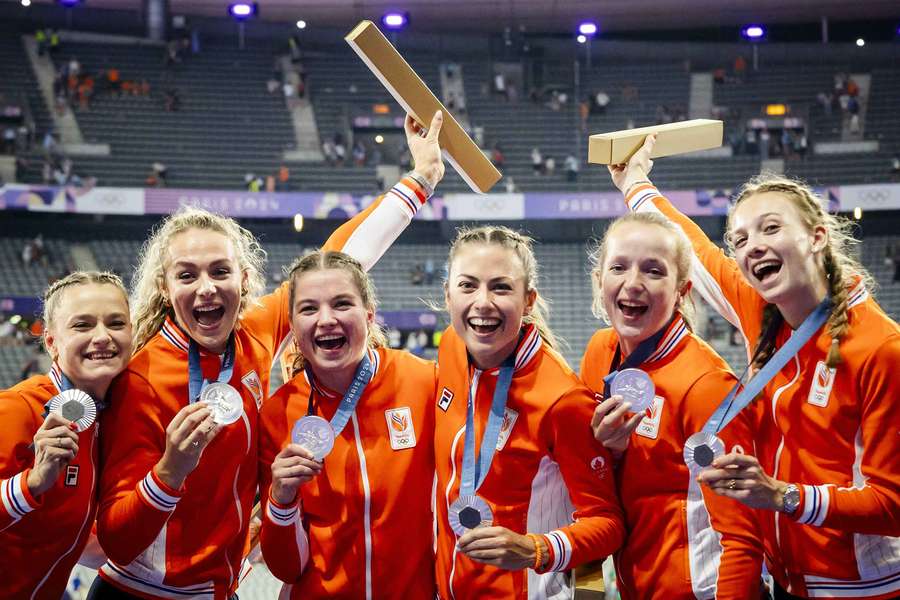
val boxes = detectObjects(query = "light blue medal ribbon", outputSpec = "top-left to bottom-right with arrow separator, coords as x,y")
459,352 -> 516,498
188,336 -> 236,403
701,297 -> 831,435
310,352 -> 374,436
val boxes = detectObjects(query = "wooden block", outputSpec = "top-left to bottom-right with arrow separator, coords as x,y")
588,119 -> 723,165
345,20 -> 502,194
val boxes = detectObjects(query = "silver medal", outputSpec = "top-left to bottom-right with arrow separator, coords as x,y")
201,382 -> 244,426
684,431 -> 725,471
610,368 -> 655,413
292,415 -> 335,461
47,389 -> 96,433
448,494 -> 493,537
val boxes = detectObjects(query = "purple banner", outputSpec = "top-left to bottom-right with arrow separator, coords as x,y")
374,310 -> 439,330
0,296 -> 42,317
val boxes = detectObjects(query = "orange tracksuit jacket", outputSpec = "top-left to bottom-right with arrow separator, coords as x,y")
627,183 -> 900,598
0,367 -> 100,599
434,324 -> 625,600
259,347 -> 438,599
580,317 -> 763,599
96,296 -> 290,599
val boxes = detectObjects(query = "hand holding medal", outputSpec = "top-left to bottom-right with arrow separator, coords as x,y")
270,441 -> 323,505
27,410 -> 80,496
157,402 -> 221,489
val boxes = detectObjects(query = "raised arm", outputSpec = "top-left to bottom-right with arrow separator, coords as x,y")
323,112 -> 445,271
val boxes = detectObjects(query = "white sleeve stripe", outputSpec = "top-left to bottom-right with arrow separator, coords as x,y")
338,194 -> 415,273
1,473 -> 35,519
799,484 -> 830,526
547,530 -> 573,572
266,501 -> 300,526
139,474 -> 178,512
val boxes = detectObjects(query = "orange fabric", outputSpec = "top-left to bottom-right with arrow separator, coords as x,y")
434,326 -> 625,599
580,321 -> 763,599
259,347 -> 438,598
0,375 -> 100,599
626,184 -> 900,598
96,285 -> 291,599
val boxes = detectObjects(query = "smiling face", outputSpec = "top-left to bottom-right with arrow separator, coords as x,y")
445,243 -> 536,370
44,282 -> 132,400
598,221 -> 685,355
291,268 -> 374,393
729,192 -> 827,313
161,228 -> 246,353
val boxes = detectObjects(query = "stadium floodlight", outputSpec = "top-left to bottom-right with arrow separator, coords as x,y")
296,20 -> 306,29
741,25 -> 766,40
578,21 -> 598,37
227,2 -> 257,20
576,34 -> 587,44
21,0 -> 31,6
382,12 -> 409,30
56,0 -> 83,7
856,38 -> 865,47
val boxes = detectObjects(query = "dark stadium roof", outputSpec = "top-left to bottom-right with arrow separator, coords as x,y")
24,0 -> 900,34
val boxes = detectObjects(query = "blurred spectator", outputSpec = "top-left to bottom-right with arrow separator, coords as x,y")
278,165 -> 290,190
759,128 -> 770,160
887,243 -> 900,282
579,100 -> 589,132
106,68 -> 121,96
504,176 -> 517,193
164,88 -> 181,111
544,156 -> 556,176
334,139 -> 346,166
20,343 -> 45,381
490,144 -> 505,169
846,78 -> 859,97
592,90 -> 610,114
244,173 -> 263,192
733,55 -> 746,81
49,30 -> 60,55
531,147 -> 543,175
564,154 -> 579,182
322,138 -> 337,165
713,67 -> 726,84
2,126 -> 16,154
890,154 -> 900,180
410,264 -> 424,285
68,57 -> 81,78
35,29 -> 48,56
146,162 -> 168,187
424,259 -> 435,285
352,141 -> 367,166
621,83 -> 639,102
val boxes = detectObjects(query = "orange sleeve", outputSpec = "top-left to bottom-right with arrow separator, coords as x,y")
578,331 -> 607,394
321,176 -> 430,272
258,388 -> 310,584
683,370 -> 764,599
626,183 -> 765,348
239,281 -> 291,356
791,335 -> 900,535
96,372 -> 184,565
0,390 -> 43,529
541,386 -> 625,571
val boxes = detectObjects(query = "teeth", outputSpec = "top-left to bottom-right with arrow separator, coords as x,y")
469,317 -> 500,326
195,305 -> 221,312
88,352 -> 116,359
316,334 -> 343,341
752,261 -> 781,277
619,300 -> 645,308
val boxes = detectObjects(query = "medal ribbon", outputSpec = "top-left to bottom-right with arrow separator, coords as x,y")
188,336 -> 236,403
601,315 -> 675,399
459,352 -> 516,497
305,352 -> 374,437
702,297 -> 831,434
44,363 -> 105,413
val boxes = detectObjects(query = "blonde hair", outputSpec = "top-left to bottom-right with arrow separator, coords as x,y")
445,225 -> 560,350
727,173 -> 873,369
588,211 -> 695,330
130,206 -> 267,351
42,271 -> 129,353
285,250 -> 388,374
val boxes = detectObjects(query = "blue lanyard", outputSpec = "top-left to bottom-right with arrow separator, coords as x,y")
188,336 -> 236,403
703,297 -> 831,434
305,352 -> 374,437
601,316 -> 674,399
43,364 -> 106,414
459,353 -> 516,497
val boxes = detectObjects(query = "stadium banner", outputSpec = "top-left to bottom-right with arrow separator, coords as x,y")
0,183 -> 890,219
375,310 -> 440,330
0,296 -> 42,317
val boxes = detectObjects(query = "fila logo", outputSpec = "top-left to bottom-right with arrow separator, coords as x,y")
65,465 -> 79,487
385,407 -> 417,450
438,387 -> 454,412
807,361 -> 836,407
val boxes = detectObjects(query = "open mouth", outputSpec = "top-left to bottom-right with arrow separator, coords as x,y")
617,299 -> 648,319
315,334 -> 346,350
193,305 -> 226,327
468,317 -> 501,335
85,350 -> 117,361
752,260 -> 782,284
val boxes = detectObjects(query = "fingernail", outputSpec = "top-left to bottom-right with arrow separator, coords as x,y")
69,423 -> 78,431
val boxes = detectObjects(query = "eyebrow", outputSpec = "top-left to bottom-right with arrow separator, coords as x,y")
171,258 -> 233,269
456,273 -> 515,284
296,293 -> 356,304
